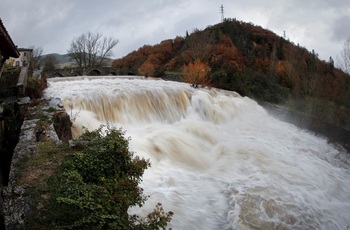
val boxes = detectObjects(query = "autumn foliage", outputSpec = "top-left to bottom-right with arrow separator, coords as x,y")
112,18 -> 350,129
182,59 -> 211,88
138,61 -> 155,77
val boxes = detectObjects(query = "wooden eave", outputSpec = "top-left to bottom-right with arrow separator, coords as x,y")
0,19 -> 20,58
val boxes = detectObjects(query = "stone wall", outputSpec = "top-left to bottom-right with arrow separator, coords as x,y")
0,101 -> 27,230
3,98 -> 72,229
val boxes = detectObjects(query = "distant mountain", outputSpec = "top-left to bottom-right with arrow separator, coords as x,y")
43,53 -> 113,68
41,53 -> 75,68
42,53 -> 72,63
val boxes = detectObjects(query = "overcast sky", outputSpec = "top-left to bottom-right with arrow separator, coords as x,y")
1,0 -> 349,62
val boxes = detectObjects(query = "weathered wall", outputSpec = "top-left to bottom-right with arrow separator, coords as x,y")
0,101 -> 27,230
3,98 -> 72,229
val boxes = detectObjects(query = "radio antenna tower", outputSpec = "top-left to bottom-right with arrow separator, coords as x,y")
220,4 -> 224,22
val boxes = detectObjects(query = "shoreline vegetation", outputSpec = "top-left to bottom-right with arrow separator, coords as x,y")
1,18 -> 350,229
3,95 -> 173,229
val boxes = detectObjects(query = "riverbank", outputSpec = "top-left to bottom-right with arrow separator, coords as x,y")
3,98 -> 72,229
263,102 -> 350,154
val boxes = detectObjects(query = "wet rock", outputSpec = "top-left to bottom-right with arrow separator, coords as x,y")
53,111 -> 72,144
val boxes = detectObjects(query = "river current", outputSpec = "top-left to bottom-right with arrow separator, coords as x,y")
45,76 -> 350,229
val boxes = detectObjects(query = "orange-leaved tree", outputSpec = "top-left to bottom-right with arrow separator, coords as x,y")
138,61 -> 155,77
182,59 -> 211,88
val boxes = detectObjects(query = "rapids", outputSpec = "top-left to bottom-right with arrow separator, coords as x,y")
45,76 -> 350,229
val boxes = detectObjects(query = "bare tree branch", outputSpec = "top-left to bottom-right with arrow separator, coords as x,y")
29,46 -> 43,69
337,38 -> 350,74
67,32 -> 118,69
42,54 -> 59,73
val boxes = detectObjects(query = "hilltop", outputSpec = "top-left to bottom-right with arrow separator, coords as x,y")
113,19 -> 348,102
112,18 -> 350,146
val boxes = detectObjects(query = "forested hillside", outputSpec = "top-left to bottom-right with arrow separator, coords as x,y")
112,18 -> 350,133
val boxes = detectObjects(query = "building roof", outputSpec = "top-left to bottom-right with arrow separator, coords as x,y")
18,48 -> 33,52
0,18 -> 20,58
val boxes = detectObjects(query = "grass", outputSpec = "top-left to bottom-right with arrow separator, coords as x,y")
164,71 -> 182,75
44,107 -> 57,113
16,140 -> 69,187
15,139 -> 71,229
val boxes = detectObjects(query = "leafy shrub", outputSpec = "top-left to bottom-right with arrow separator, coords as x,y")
45,127 -> 173,229
26,76 -> 47,99
0,67 -> 21,97
243,74 -> 289,103
212,70 -> 289,103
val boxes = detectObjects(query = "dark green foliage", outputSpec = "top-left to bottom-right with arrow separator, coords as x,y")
153,67 -> 165,78
26,77 -> 47,99
243,74 -> 289,103
212,70 -> 289,103
45,127 -> 172,229
0,67 -> 21,98
277,37 -> 285,60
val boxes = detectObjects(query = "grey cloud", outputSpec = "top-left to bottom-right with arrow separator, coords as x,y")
0,0 -> 348,61
332,15 -> 350,42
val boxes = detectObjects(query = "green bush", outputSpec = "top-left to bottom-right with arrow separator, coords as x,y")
26,76 -> 47,99
0,67 -> 21,97
45,127 -> 173,229
243,74 -> 289,103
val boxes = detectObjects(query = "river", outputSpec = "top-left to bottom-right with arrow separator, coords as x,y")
45,76 -> 350,229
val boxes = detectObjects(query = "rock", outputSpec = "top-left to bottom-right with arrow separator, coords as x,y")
3,186 -> 28,229
53,111 -> 72,144
3,120 -> 35,229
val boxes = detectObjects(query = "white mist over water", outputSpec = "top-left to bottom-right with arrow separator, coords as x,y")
45,76 -> 350,229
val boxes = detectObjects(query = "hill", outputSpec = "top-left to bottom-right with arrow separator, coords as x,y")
41,53 -> 75,68
112,19 -> 350,146
113,19 -> 348,102
42,53 -> 113,68
42,53 -> 72,63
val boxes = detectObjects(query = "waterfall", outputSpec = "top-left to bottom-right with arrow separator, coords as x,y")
45,76 -> 350,230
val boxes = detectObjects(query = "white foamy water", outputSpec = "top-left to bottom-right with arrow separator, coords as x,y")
45,76 -> 350,230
